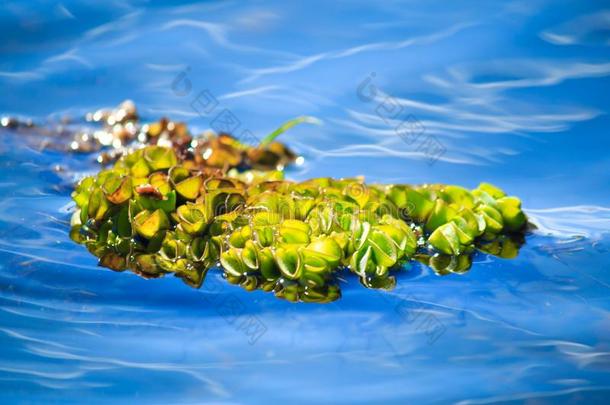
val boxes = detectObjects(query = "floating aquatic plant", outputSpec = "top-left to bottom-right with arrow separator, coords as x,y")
70,142 -> 528,303
12,100 -> 526,302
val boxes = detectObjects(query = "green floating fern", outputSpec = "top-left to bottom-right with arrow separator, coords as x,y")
71,145 -> 527,303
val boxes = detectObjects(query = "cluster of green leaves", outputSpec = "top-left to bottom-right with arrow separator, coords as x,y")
71,146 -> 527,302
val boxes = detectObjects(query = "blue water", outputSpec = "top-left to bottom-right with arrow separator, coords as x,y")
1,1 -> 610,403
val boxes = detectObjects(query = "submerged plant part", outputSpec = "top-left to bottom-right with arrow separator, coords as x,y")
70,144 -> 528,303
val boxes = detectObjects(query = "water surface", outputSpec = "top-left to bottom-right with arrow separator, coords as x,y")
1,1 -> 610,403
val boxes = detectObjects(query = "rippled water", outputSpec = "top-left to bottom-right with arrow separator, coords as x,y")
1,1 -> 610,403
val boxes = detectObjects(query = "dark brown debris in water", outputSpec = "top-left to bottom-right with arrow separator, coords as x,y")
86,99 -> 138,126
2,100 -> 299,173
1,116 -> 35,129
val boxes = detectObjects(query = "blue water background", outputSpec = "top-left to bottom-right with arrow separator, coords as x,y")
1,1 -> 610,403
